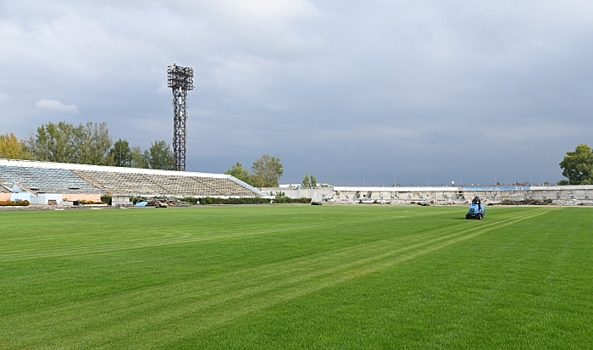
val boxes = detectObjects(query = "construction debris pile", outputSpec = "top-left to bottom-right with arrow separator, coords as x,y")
497,199 -> 553,205
136,197 -> 191,208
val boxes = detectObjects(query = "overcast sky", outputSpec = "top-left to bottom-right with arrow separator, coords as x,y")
1,1 -> 592,186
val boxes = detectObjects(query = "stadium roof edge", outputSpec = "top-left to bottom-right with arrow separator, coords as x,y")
0,158 -> 226,178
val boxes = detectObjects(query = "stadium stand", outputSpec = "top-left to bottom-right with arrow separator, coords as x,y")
144,174 -> 257,197
0,159 -> 265,203
0,165 -> 102,195
73,170 -> 258,197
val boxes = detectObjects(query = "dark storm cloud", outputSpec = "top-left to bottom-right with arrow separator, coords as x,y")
1,0 -> 592,185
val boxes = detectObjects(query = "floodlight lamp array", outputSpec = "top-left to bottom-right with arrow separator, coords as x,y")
167,64 -> 194,90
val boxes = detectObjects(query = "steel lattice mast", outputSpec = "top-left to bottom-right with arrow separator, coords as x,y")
167,63 -> 194,171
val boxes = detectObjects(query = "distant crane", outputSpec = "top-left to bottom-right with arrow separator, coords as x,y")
167,63 -> 194,171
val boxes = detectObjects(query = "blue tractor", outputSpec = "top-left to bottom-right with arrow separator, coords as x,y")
466,196 -> 485,220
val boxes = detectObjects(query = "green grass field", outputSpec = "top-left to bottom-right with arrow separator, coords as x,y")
1,205 -> 592,349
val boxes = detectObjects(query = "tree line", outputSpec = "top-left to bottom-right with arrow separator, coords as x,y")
0,121 -> 175,170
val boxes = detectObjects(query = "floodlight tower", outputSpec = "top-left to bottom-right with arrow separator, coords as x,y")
167,63 -> 194,171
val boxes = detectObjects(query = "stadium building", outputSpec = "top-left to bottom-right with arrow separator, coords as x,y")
0,158 -> 265,206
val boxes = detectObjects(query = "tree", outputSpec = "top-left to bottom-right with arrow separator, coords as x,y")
110,139 -> 132,167
250,154 -> 283,187
225,162 -> 252,184
302,174 -> 311,187
559,143 -> 593,185
75,122 -> 112,165
27,121 -> 78,163
0,133 -> 33,160
130,145 -> 148,168
26,121 -> 112,165
146,140 -> 175,170
301,174 -> 317,188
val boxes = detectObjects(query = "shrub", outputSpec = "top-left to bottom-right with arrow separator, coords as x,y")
272,192 -> 311,204
78,199 -> 103,205
0,199 -> 30,207
100,195 -> 112,205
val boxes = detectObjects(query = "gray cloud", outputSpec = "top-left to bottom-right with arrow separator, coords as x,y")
1,0 -> 592,185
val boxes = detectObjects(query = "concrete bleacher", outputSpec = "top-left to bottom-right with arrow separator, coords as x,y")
0,159 -> 265,200
73,171 -> 169,196
0,164 -> 102,194
144,174 -> 257,197
74,170 -> 259,197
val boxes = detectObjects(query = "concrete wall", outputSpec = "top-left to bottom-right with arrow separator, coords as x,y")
61,194 -> 102,203
10,192 -> 31,202
261,187 -> 334,202
273,185 -> 593,206
0,192 -> 102,205
29,194 -> 63,205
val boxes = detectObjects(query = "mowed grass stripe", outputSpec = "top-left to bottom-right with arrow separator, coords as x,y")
1,207 -> 558,348
0,205 -> 538,262
0,213 -> 416,262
